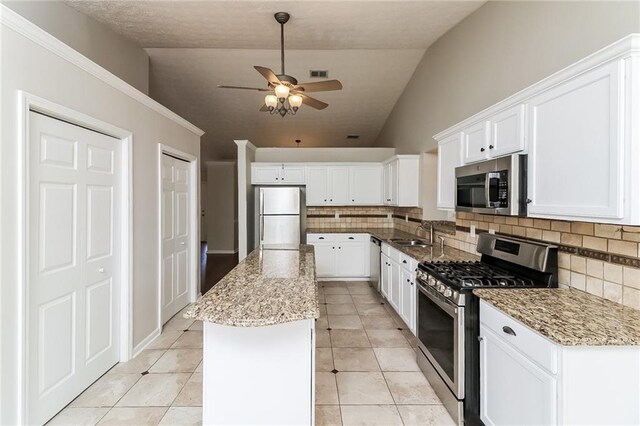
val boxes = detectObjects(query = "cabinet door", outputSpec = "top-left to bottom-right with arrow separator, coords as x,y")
252,165 -> 281,184
328,167 -> 350,205
389,160 -> 399,205
380,255 -> 390,299
480,327 -> 557,426
388,260 -> 401,311
313,243 -> 335,278
463,121 -> 490,164
383,164 -> 391,205
335,242 -> 366,277
306,167 -> 329,206
349,166 -> 382,205
489,104 -> 525,157
281,166 -> 305,184
527,61 -> 624,220
437,133 -> 463,210
399,268 -> 415,331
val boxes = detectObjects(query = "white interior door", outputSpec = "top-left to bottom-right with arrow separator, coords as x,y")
161,153 -> 192,324
28,112 -> 121,424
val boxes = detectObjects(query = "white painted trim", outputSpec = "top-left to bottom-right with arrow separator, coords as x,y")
434,33 -> 640,140
0,4 -> 204,137
132,327 -> 161,359
17,92 -> 134,423
317,277 -> 372,282
206,249 -> 239,254
157,144 -> 199,332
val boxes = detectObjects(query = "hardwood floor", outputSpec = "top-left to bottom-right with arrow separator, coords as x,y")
201,252 -> 238,294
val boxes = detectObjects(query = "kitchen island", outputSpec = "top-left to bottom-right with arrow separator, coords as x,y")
184,244 -> 318,425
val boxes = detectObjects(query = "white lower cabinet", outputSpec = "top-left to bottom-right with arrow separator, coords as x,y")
388,259 -> 401,312
480,300 -> 640,426
399,267 -> 416,333
381,253 -> 391,299
381,243 -> 417,333
308,234 -> 369,279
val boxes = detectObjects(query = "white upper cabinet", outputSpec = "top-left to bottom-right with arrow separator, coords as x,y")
527,61 -> 625,221
489,104 -> 526,157
251,164 -> 305,184
306,167 -> 329,205
328,167 -> 350,205
437,133 -> 463,211
463,121 -> 491,164
252,165 -> 281,184
349,165 -> 383,205
280,165 -> 305,184
383,156 -> 420,207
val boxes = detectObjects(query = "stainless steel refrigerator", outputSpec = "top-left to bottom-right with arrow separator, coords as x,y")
254,186 -> 306,247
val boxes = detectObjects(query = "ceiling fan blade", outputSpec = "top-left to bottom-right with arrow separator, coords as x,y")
297,93 -> 328,110
254,66 -> 281,86
218,85 -> 270,92
259,104 -> 270,112
295,80 -> 343,93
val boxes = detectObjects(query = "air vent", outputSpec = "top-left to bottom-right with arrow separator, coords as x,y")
310,70 -> 328,78
346,135 -> 360,140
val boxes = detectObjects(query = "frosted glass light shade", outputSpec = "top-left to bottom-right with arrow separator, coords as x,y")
289,94 -> 303,108
265,94 -> 278,108
274,84 -> 290,99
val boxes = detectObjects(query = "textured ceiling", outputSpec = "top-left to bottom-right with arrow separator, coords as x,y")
65,1 -> 485,161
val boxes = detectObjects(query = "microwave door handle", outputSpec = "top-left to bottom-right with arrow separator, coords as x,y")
484,175 -> 491,207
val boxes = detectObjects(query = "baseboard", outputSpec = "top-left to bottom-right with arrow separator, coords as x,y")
206,249 -> 238,254
131,327 -> 161,358
317,277 -> 372,282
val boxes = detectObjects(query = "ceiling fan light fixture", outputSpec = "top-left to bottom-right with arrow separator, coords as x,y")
274,84 -> 290,100
289,94 -> 303,109
265,94 -> 278,109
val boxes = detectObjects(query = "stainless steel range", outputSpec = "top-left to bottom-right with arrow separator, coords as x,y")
415,233 -> 558,425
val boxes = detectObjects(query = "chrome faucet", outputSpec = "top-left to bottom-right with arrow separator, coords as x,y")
415,222 -> 434,244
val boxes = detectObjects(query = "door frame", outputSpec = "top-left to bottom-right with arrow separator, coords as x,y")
16,91 -> 133,423
157,144 -> 199,329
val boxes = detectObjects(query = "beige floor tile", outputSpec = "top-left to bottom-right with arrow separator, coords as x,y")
351,293 -> 381,304
354,303 -> 387,316
336,372 -> 394,405
348,287 -> 376,295
188,321 -> 203,331
396,405 -> 455,426
324,287 -> 351,295
373,348 -> 420,372
194,361 -> 203,373
340,405 -> 403,426
326,294 -> 354,304
330,330 -> 370,348
70,373 -> 140,407
326,304 -> 358,315
316,372 -> 339,404
171,331 -> 203,349
147,331 -> 184,350
159,407 -> 202,425
346,281 -> 370,287
149,349 -> 203,373
328,315 -> 363,330
316,405 -> 343,426
117,373 -> 190,407
173,373 -> 202,407
384,372 -> 441,404
164,314 -> 195,331
360,315 -> 397,330
319,304 -> 328,316
48,407 -> 110,425
316,329 -> 332,347
366,330 -> 410,348
98,407 -> 168,425
318,293 -> 327,303
317,317 -> 329,329
109,350 -> 166,374
333,348 -> 380,372
316,348 -> 335,372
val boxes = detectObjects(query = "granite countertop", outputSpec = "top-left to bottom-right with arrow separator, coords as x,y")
306,227 -> 479,263
474,288 -> 640,346
184,244 -> 319,327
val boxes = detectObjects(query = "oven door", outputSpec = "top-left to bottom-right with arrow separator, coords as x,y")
416,280 -> 465,398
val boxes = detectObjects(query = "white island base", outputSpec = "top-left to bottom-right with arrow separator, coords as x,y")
203,318 -> 316,425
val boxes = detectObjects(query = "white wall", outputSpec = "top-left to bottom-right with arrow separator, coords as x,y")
0,8 -> 201,423
235,140 -> 256,260
2,0 -> 150,93
205,162 -> 237,253
255,147 -> 396,163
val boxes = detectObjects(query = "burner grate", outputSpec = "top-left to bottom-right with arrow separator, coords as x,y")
420,261 -> 539,289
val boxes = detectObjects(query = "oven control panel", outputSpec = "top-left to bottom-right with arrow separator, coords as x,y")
417,271 -> 465,306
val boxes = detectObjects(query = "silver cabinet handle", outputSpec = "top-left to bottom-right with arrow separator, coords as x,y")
502,326 -> 517,336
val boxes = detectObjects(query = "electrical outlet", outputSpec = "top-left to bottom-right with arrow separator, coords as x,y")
470,225 -> 476,238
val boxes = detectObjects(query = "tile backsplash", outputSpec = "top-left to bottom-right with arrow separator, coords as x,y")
306,206 -> 394,229
439,212 -> 640,310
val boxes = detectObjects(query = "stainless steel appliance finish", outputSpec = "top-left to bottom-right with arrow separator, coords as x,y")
455,154 -> 527,216
369,236 -> 381,292
415,233 -> 558,425
254,186 -> 306,246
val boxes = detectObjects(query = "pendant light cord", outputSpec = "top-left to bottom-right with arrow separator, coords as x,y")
280,22 -> 285,75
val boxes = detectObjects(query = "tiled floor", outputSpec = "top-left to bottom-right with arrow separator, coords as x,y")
49,281 -> 453,425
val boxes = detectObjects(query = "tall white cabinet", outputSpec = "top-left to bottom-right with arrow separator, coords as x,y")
380,243 -> 417,333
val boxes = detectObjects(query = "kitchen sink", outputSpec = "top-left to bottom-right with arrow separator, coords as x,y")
389,238 -> 432,248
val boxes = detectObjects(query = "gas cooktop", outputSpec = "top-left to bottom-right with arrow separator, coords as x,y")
419,261 -> 539,289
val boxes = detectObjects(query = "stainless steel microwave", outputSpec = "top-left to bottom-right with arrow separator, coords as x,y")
455,154 -> 527,216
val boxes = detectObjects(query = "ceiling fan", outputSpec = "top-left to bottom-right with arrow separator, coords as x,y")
218,12 -> 343,117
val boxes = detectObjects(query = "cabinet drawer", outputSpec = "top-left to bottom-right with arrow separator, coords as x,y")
334,234 -> 368,242
480,300 -> 557,374
307,234 -> 335,243
400,253 -> 418,272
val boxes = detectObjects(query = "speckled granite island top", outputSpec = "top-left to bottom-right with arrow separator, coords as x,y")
307,227 -> 479,263
184,244 -> 319,327
474,288 -> 640,346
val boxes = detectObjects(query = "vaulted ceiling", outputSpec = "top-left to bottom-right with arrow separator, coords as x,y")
66,0 -> 485,160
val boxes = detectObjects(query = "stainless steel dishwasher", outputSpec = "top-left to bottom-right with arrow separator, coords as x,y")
369,236 -> 382,292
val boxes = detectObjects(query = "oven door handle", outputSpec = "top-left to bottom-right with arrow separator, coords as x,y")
417,281 -> 458,317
